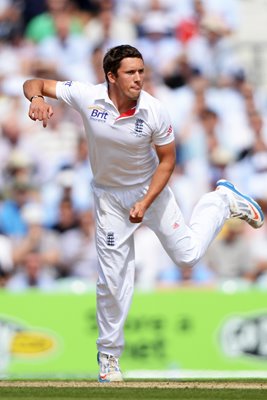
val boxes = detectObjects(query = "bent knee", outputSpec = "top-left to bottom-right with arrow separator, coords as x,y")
178,259 -> 196,269
174,251 -> 202,269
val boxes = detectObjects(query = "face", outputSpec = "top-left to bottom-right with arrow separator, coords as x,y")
108,57 -> 145,101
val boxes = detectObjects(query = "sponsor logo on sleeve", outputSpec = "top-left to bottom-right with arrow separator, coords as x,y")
64,81 -> 73,87
166,125 -> 173,136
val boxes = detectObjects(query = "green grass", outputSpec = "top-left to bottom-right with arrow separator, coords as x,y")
1,381 -> 267,400
0,387 -> 266,400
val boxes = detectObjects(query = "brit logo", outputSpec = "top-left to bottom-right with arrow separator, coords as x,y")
89,106 -> 108,123
134,118 -> 144,136
106,231 -> 115,246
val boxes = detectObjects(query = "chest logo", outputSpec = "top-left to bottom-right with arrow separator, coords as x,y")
134,118 -> 145,137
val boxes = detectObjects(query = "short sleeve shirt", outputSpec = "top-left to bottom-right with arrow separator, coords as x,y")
56,81 -> 174,187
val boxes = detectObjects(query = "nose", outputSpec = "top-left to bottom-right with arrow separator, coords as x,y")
134,71 -> 141,82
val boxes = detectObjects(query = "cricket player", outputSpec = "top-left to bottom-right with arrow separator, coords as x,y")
23,45 -> 264,382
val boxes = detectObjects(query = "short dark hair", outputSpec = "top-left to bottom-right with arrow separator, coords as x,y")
103,45 -> 143,82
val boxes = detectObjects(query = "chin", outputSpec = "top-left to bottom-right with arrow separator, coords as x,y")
129,92 -> 140,101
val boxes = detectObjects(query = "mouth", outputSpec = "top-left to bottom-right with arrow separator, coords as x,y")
131,86 -> 141,92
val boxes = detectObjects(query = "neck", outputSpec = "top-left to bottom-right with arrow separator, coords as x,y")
108,87 -> 137,114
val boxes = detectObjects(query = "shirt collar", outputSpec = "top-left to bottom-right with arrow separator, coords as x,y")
136,91 -> 149,112
95,83 -> 149,112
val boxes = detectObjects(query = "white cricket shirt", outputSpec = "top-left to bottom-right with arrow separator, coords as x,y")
56,81 -> 174,187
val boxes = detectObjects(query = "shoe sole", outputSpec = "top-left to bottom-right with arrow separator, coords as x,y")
216,179 -> 264,227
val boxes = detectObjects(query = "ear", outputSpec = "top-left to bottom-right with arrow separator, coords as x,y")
107,71 -> 116,84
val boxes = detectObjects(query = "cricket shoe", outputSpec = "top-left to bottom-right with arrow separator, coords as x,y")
216,179 -> 264,229
97,352 -> 123,383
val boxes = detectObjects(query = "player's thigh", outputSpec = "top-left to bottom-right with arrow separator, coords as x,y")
94,189 -> 137,254
144,186 -> 188,251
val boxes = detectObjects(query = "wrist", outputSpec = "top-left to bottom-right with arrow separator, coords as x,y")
30,95 -> 44,102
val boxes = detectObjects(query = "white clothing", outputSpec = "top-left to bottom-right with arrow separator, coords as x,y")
186,35 -> 239,81
36,35 -> 94,82
56,79 -> 230,357
206,87 -> 255,154
93,182 -> 229,357
136,36 -> 183,75
59,228 -> 99,280
0,235 -> 13,272
84,17 -> 137,49
56,81 -> 174,187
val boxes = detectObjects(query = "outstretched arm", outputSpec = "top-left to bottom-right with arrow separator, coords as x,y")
23,79 -> 58,128
129,141 -> 176,223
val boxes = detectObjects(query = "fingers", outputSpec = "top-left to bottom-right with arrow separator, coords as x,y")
48,105 -> 54,118
129,215 -> 143,223
42,114 -> 48,128
129,205 -> 144,224
28,104 -> 54,128
29,109 -> 48,127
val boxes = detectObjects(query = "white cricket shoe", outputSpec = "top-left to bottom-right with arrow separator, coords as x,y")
216,179 -> 264,229
97,352 -> 123,383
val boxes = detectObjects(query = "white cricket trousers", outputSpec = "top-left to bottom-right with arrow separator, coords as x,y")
92,181 -> 230,358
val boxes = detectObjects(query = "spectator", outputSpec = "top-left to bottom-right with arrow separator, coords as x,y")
57,208 -> 98,280
161,54 -> 200,90
3,150 -> 35,189
21,101 -> 78,184
6,250 -> 56,291
224,110 -> 267,202
157,260 -> 215,288
204,219 -> 256,283
70,135 -> 94,211
0,0 -> 22,41
0,117 -> 31,178
171,0 -> 240,38
12,202 -> 61,275
25,0 -> 84,43
142,64 -> 176,104
51,196 -> 79,234
21,0 -> 46,29
167,67 -> 209,135
118,0 -> 179,36
35,13 -> 94,81
204,71 -> 256,157
84,0 -> 137,52
175,0 -> 206,45
136,11 -> 183,76
0,180 -> 37,238
39,135 -> 94,226
185,13 -> 240,82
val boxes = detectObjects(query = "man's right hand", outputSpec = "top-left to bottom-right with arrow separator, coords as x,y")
28,97 -> 54,128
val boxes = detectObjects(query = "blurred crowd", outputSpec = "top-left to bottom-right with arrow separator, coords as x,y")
0,0 -> 267,292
